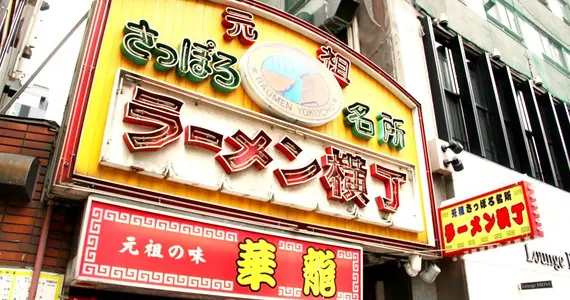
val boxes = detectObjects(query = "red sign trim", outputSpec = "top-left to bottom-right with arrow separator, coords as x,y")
76,196 -> 363,300
438,181 -> 542,257
53,0 -> 440,253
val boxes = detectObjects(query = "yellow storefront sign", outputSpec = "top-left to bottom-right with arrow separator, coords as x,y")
57,0 -> 437,246
439,181 -> 543,256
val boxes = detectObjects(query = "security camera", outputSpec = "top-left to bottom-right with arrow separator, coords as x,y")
441,140 -> 463,154
439,13 -> 449,27
491,48 -> 501,60
420,263 -> 441,283
444,157 -> 464,172
534,76 -> 543,87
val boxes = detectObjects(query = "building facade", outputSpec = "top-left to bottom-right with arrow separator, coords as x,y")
50,0 -> 443,299
0,0 -> 568,300
414,0 -> 570,299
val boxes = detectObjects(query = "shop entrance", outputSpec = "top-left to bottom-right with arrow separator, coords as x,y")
69,287 -> 199,300
364,260 -> 413,300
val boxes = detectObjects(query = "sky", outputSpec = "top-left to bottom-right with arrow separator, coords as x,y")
17,0 -> 91,124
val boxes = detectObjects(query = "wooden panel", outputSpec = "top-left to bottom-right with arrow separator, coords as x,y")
73,0 -> 429,243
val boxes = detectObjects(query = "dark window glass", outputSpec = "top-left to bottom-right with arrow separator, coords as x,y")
493,69 -> 521,171
516,89 -> 542,179
528,133 -> 543,180
445,91 -> 468,148
435,41 -> 468,149
538,100 -> 562,187
436,44 -> 459,93
469,62 -> 498,162
506,125 -> 522,171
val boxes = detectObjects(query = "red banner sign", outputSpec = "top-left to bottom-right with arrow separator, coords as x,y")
76,199 -> 362,300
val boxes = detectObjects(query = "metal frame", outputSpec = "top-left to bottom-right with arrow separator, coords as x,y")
519,81 -> 557,186
420,15 -> 451,142
555,102 -> 570,164
539,93 -> 570,190
495,66 -> 535,176
449,35 -> 485,157
476,53 -> 513,168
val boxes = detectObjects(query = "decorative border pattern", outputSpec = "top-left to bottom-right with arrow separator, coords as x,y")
277,286 -> 302,298
82,264 -> 233,291
102,209 -> 239,242
278,240 -> 303,252
337,292 -> 359,300
337,250 -> 360,299
82,206 -> 236,292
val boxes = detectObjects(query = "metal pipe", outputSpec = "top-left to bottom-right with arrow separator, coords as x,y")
0,11 -> 88,114
27,201 -> 53,300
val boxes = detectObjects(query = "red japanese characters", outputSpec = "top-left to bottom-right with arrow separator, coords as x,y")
185,125 -> 224,153
440,182 -> 543,257
122,109 -> 409,214
222,7 -> 258,45
317,45 -> 351,88
370,164 -> 407,214
320,146 -> 370,208
274,137 -> 322,187
215,129 -> 273,175
123,87 -> 184,152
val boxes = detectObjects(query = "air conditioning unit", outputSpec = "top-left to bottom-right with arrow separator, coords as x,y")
312,0 -> 359,35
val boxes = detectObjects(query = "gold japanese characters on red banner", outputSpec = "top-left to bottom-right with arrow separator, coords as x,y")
76,198 -> 362,299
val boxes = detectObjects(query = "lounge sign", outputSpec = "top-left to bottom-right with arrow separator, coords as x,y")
524,244 -> 570,271
439,181 -> 543,256
520,281 -> 552,290
74,197 -> 362,300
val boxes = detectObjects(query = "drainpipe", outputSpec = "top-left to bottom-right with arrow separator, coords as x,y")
28,200 -> 54,300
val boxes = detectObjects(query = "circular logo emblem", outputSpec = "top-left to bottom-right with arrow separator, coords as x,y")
239,42 -> 344,127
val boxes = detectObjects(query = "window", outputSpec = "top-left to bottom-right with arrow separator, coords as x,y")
258,0 -> 359,47
539,33 -> 567,68
538,0 -> 549,6
436,42 -> 469,149
469,60 -> 499,162
422,16 -> 570,191
433,40 -> 502,162
494,73 -> 522,172
487,1 -> 522,36
549,0 -> 570,21
515,89 -> 543,180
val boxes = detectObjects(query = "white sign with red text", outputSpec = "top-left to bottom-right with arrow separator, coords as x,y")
96,68 -> 425,232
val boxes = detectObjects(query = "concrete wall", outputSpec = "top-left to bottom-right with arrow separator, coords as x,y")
414,0 -> 570,101
517,0 -> 570,43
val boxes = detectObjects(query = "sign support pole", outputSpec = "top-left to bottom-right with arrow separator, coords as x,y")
0,12 -> 88,115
